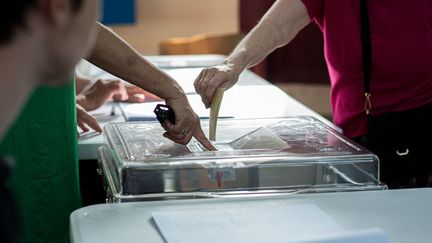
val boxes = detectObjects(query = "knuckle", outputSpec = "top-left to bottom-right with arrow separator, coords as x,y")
215,72 -> 227,80
208,81 -> 217,89
112,82 -> 122,89
205,87 -> 214,97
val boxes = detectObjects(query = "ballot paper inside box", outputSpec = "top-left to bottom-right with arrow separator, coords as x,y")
98,116 -> 384,202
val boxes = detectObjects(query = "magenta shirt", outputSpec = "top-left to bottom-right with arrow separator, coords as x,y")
301,0 -> 432,138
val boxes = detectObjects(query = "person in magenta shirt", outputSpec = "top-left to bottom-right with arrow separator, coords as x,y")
194,0 -> 432,188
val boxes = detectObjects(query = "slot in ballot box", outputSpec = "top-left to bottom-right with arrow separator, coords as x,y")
98,116 -> 384,202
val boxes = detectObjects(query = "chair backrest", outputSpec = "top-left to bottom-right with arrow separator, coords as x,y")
159,33 -> 243,55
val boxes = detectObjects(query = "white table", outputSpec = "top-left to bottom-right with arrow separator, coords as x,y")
77,55 -> 337,160
70,188 -> 432,243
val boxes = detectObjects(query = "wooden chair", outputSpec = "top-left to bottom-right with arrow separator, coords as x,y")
159,33 -> 243,55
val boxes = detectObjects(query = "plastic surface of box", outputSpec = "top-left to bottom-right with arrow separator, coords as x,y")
99,116 -> 383,202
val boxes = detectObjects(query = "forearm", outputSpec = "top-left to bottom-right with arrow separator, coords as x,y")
86,23 -> 185,101
226,0 -> 310,73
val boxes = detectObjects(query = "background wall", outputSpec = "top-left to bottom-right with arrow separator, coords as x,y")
110,0 -> 239,54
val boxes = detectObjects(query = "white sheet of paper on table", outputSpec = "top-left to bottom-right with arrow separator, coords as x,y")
152,204 -> 390,243
117,85 -> 293,121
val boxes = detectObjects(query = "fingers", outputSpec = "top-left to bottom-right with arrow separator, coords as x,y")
203,76 -> 223,108
194,65 -> 235,108
193,69 -> 205,93
163,131 -> 193,145
77,120 -> 89,133
160,112 -> 216,151
142,93 -> 162,102
83,114 -> 103,133
81,79 -> 162,112
162,120 -> 193,143
193,125 -> 217,151
199,76 -> 217,108
80,79 -> 128,111
123,85 -> 162,103
162,121 -> 194,145
158,106 -> 195,145
197,69 -> 213,93
125,85 -> 147,95
110,80 -> 128,101
195,69 -> 215,107
124,86 -> 147,103
163,122 -> 216,151
126,93 -> 146,103
76,105 -> 103,133
160,97 -> 215,148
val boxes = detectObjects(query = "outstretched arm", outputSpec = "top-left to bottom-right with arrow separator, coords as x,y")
194,0 -> 310,108
86,23 -> 215,150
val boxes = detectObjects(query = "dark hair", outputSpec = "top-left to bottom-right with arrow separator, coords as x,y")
0,0 -> 82,45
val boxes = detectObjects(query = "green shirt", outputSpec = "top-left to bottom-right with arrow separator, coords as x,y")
0,79 -> 81,243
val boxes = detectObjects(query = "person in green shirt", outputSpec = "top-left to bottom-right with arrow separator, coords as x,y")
0,0 -> 100,242
1,2 -> 215,243
0,0 -> 100,139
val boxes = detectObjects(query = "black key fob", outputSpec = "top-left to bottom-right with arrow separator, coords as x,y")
154,104 -> 176,124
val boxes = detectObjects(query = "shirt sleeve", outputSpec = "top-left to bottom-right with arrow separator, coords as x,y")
301,0 -> 324,24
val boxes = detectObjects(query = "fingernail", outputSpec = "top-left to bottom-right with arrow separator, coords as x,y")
134,93 -> 145,101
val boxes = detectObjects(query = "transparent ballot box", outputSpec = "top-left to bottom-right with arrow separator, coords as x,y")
98,116 -> 384,202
